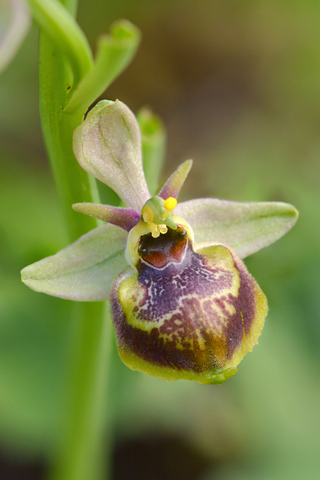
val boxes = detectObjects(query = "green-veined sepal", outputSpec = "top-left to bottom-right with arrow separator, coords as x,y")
21,224 -> 130,301
176,198 -> 298,258
73,100 -> 151,211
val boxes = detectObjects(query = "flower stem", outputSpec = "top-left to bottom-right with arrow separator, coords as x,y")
36,2 -> 113,479
28,0 -> 93,90
39,29 -> 98,241
48,302 -> 113,480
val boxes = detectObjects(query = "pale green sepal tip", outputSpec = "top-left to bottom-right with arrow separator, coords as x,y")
72,202 -> 108,219
86,99 -> 114,119
73,202 -> 140,231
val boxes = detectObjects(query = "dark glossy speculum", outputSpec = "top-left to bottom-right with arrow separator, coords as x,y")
112,227 -> 267,384
138,227 -> 188,268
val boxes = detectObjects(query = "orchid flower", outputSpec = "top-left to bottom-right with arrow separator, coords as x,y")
21,100 -> 298,384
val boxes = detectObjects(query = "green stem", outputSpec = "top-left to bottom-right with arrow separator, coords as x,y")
28,0 -> 93,90
39,30 -> 97,241
49,302 -> 113,480
36,2 -> 113,480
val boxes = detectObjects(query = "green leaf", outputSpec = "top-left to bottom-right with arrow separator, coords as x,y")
28,0 -> 93,89
21,224 -> 130,301
65,19 -> 141,114
73,99 -> 151,211
176,198 -> 298,258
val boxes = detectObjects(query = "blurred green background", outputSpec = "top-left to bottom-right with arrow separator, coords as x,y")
1,0 -> 320,479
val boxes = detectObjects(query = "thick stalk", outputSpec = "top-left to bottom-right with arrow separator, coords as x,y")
29,0 -> 92,89
39,33 -> 98,241
37,2 -> 112,480
48,302 -> 113,480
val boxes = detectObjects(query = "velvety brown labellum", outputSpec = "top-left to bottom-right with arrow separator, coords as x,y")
111,228 -> 267,384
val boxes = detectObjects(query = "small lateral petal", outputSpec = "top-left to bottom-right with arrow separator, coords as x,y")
73,203 -> 140,231
21,224 -> 130,301
73,99 -> 150,210
176,198 -> 298,259
158,160 -> 193,200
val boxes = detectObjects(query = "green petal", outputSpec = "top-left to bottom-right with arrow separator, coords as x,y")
73,203 -> 140,231
73,99 -> 150,211
0,0 -> 30,73
158,160 -> 193,200
21,224 -> 130,301
176,198 -> 298,258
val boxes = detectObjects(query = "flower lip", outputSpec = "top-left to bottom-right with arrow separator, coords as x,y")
112,232 -> 268,384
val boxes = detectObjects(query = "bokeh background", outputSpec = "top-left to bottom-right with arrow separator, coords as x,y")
1,1 -> 320,479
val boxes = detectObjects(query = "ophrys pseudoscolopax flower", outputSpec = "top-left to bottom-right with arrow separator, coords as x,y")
21,100 -> 298,384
